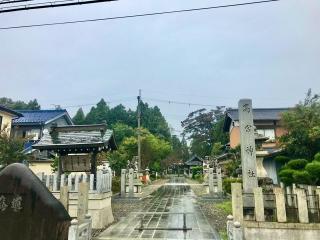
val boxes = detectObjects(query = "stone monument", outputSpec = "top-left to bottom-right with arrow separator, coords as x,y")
0,163 -> 71,240
238,99 -> 258,193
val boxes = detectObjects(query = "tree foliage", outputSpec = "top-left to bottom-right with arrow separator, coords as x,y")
0,126 -> 26,167
181,106 -> 228,157
72,108 -> 86,125
278,153 -> 320,185
280,89 -> 320,160
108,129 -> 172,174
0,97 -> 40,110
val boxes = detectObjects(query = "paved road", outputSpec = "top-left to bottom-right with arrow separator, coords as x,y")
96,176 -> 220,240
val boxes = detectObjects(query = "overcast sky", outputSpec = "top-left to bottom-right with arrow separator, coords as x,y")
1,0 -> 319,134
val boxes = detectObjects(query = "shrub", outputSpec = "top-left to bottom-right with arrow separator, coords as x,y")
223,178 -> 241,194
191,166 -> 203,179
112,176 -> 121,194
274,155 -> 290,164
314,152 -> 320,162
286,159 -> 308,170
305,161 -> 320,184
194,173 -> 204,183
278,169 -> 296,186
292,170 -> 311,184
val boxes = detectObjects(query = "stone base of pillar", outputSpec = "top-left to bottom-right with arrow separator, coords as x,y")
53,192 -> 114,229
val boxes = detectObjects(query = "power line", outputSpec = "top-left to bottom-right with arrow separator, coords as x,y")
48,96 -> 137,109
0,0 -> 281,30
144,97 -> 219,108
0,0 -> 32,5
0,0 -> 117,13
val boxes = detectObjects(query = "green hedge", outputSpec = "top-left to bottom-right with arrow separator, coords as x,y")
223,178 -> 242,194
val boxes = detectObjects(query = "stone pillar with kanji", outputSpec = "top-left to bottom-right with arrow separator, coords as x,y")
238,99 -> 258,193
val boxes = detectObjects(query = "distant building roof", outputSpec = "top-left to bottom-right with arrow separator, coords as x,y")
0,105 -> 23,117
32,124 -> 117,153
12,109 -> 73,126
223,108 -> 289,132
185,155 -> 203,166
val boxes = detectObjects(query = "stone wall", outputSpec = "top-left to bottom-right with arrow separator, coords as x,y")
243,221 -> 320,240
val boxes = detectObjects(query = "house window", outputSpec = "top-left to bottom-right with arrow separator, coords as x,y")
257,129 -> 275,140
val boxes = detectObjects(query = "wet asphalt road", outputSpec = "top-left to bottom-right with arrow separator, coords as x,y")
96,176 -> 220,240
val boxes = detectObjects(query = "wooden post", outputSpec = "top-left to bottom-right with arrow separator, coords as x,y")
91,152 -> 97,188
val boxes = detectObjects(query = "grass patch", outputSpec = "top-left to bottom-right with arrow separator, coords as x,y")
215,200 -> 232,215
219,230 -> 228,240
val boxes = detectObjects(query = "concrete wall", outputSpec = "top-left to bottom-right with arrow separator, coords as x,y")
230,126 -> 241,148
53,192 -> 114,229
243,221 -> 320,240
29,161 -> 53,175
228,122 -> 286,149
263,158 -> 278,184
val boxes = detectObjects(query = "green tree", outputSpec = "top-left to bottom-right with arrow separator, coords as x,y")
0,97 -> 40,110
182,106 -> 228,157
280,89 -> 320,159
140,102 -> 171,140
108,129 -> 171,174
112,123 -> 135,144
72,108 -> 86,125
85,98 -> 109,124
0,126 -> 26,167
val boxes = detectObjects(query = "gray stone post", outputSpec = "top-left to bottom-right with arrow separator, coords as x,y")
233,221 -> 243,240
286,186 -> 292,207
60,185 -> 69,211
232,183 -> 243,222
238,99 -> 258,193
121,169 -> 126,197
96,170 -> 103,193
53,173 -> 58,191
295,188 -> 309,223
129,168 -> 134,198
217,167 -> 223,194
253,187 -> 265,221
208,168 -> 214,195
77,182 -> 89,223
315,189 -> 320,209
307,185 -> 316,213
68,219 -> 79,240
274,187 -> 287,222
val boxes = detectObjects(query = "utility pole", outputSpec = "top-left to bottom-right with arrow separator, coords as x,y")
137,89 -> 142,171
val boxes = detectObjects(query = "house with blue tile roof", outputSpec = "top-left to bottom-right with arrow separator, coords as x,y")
11,109 -> 73,174
12,109 -> 73,140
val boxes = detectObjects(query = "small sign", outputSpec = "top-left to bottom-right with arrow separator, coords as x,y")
61,154 -> 90,172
